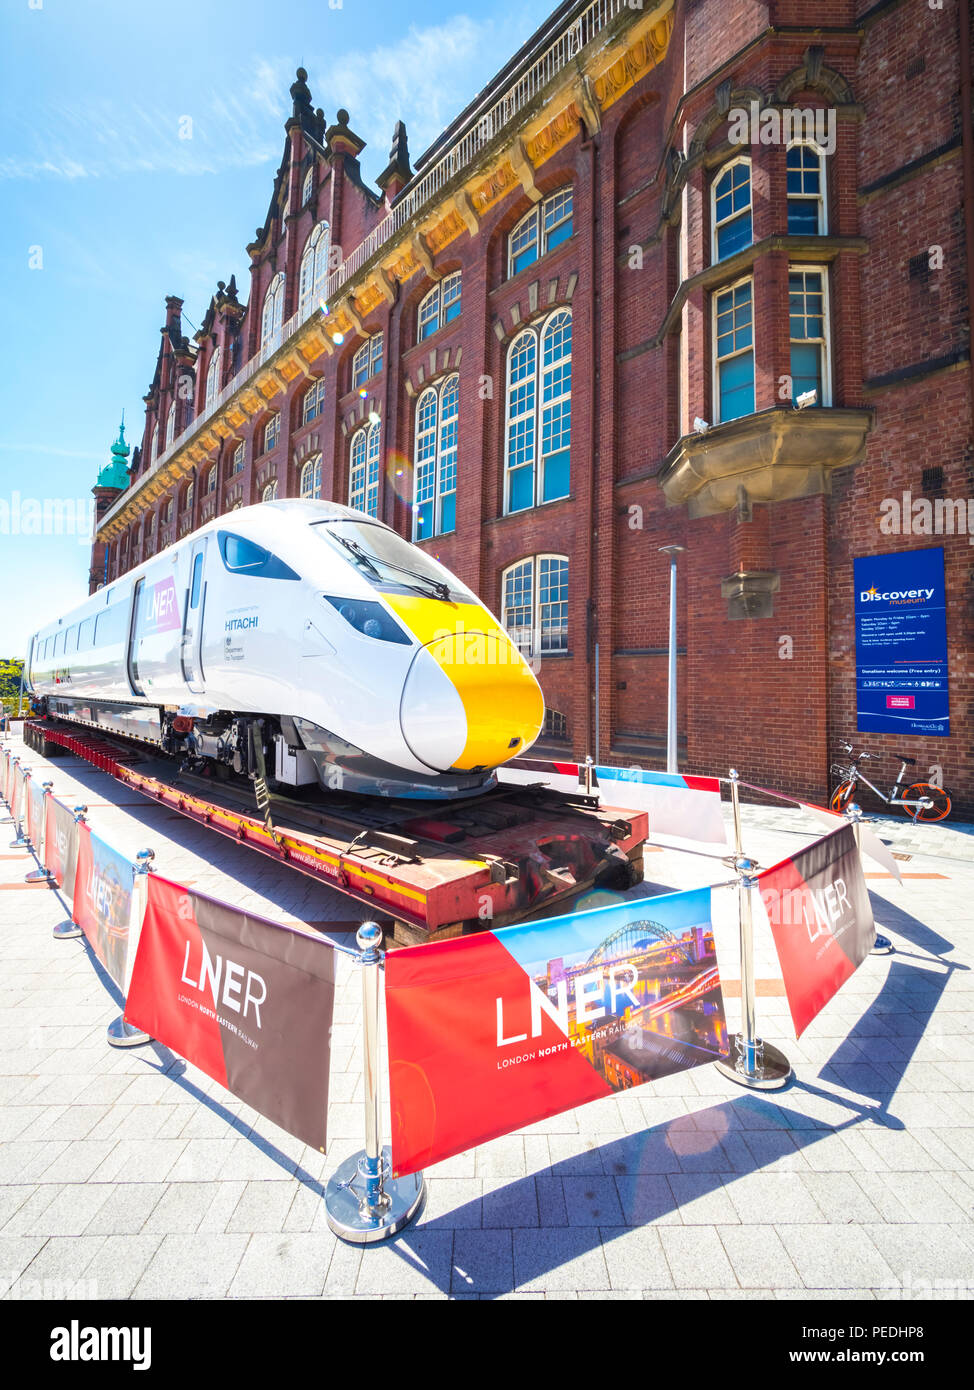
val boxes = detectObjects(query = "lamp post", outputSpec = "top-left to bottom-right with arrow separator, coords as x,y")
659,545 -> 685,774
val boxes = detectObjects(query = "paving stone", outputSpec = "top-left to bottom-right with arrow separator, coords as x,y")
513,1229 -> 609,1293
777,1225 -> 899,1290
228,1232 -> 335,1297
600,1226 -> 674,1291
717,1224 -> 802,1289
131,1233 -> 250,1298
83,1184 -> 168,1235
722,1172 -> 827,1224
451,1230 -> 513,1294
353,1231 -> 454,1296
659,1226 -> 738,1289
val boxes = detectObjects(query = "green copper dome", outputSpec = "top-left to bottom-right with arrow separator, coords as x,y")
97,416 -> 131,489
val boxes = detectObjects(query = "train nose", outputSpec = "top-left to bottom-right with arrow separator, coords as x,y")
400,631 -> 544,773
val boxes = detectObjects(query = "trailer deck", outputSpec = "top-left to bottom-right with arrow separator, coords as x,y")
25,718 -> 648,944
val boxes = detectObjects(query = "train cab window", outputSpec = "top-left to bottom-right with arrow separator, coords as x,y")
218,531 -> 299,580
190,553 -> 204,608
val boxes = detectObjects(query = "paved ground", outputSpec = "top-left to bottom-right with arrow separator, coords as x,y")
1,727 -> 972,1300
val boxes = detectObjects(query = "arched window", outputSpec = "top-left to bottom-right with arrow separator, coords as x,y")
162,497 -> 173,525
302,378 -> 325,425
787,142 -> 826,235
504,309 -> 572,513
349,418 -> 381,518
165,400 -> 177,449
263,412 -> 280,454
417,272 -> 461,341
204,347 -> 222,409
507,189 -> 573,278
262,479 -> 278,502
230,441 -> 245,475
352,333 -> 383,389
261,271 -> 286,348
501,555 -> 569,658
302,165 -> 314,206
298,222 -> 330,317
300,456 -> 322,499
204,464 -> 217,496
184,480 -> 194,514
413,375 -> 458,539
712,158 -> 752,262
147,423 -> 158,467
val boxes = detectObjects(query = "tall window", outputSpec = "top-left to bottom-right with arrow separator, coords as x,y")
298,222 -> 330,317
261,271 -> 286,348
508,188 -> 573,278
165,400 -> 177,449
147,423 -> 158,467
302,166 -> 314,206
300,456 -> 322,499
349,419 -> 381,518
413,375 -> 458,539
303,378 -> 325,425
417,272 -> 462,341
263,412 -> 280,453
162,497 -> 173,524
787,143 -> 826,235
262,479 -> 278,502
505,309 -> 572,513
712,159 -> 752,262
204,464 -> 217,495
352,334 -> 383,389
204,347 -> 221,409
184,480 -> 194,515
714,279 -> 754,422
502,556 -> 569,657
231,442 -> 245,475
789,267 -> 829,405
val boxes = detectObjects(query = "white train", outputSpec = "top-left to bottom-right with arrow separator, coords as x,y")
27,500 -> 545,799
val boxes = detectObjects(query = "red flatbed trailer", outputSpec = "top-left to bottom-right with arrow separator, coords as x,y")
24,718 -> 648,945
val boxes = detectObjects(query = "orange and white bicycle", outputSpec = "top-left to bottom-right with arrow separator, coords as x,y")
829,740 -> 951,823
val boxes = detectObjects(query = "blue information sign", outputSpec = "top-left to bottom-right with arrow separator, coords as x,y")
854,547 -> 948,736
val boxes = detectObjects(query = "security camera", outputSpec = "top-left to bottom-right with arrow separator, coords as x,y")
693,416 -> 710,435
795,389 -> 817,410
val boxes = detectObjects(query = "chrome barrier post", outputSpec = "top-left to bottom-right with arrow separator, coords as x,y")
53,806 -> 87,940
846,802 -> 894,956
714,770 -> 791,1090
0,747 -> 13,823
25,781 -> 55,884
326,921 -> 425,1243
107,849 -> 154,1047
10,764 -> 30,849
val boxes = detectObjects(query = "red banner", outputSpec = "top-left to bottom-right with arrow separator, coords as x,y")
125,874 -> 336,1151
758,823 -> 875,1037
387,887 -> 727,1176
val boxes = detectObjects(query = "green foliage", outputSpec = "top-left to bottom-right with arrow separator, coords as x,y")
0,660 -> 25,715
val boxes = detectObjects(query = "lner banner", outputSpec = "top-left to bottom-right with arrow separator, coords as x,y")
854,547 -> 948,736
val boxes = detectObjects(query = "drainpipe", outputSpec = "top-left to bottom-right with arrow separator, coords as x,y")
960,0 -> 974,420
581,118 -> 599,760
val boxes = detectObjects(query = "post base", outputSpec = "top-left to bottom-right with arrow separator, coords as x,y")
870,933 -> 894,955
53,920 -> 83,940
107,1016 -> 151,1049
9,835 -> 28,849
325,1145 -> 425,1244
25,868 -> 54,884
714,1036 -> 791,1090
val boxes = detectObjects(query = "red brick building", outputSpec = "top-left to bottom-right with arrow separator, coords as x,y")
91,0 -> 974,811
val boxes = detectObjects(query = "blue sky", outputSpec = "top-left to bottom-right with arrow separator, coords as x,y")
0,0 -> 557,658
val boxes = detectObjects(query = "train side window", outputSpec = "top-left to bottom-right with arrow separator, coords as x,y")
79,617 -> 96,649
218,531 -> 299,580
190,553 -> 204,608
54,630 -> 65,657
65,625 -> 79,654
95,604 -> 126,646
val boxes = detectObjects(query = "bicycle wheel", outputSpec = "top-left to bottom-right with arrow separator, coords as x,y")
901,783 -> 951,823
829,780 -> 857,813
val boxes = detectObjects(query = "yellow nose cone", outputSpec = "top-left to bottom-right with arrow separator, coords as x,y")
385,596 -> 545,770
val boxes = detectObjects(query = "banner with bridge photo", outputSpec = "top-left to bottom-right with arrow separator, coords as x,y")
26,777 -> 45,851
72,823 -> 134,990
387,886 -> 729,1177
498,759 -> 727,845
757,822 -> 875,1038
124,874 -> 336,1151
43,797 -> 80,899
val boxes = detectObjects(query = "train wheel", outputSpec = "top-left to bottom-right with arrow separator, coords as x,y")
901,783 -> 951,823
